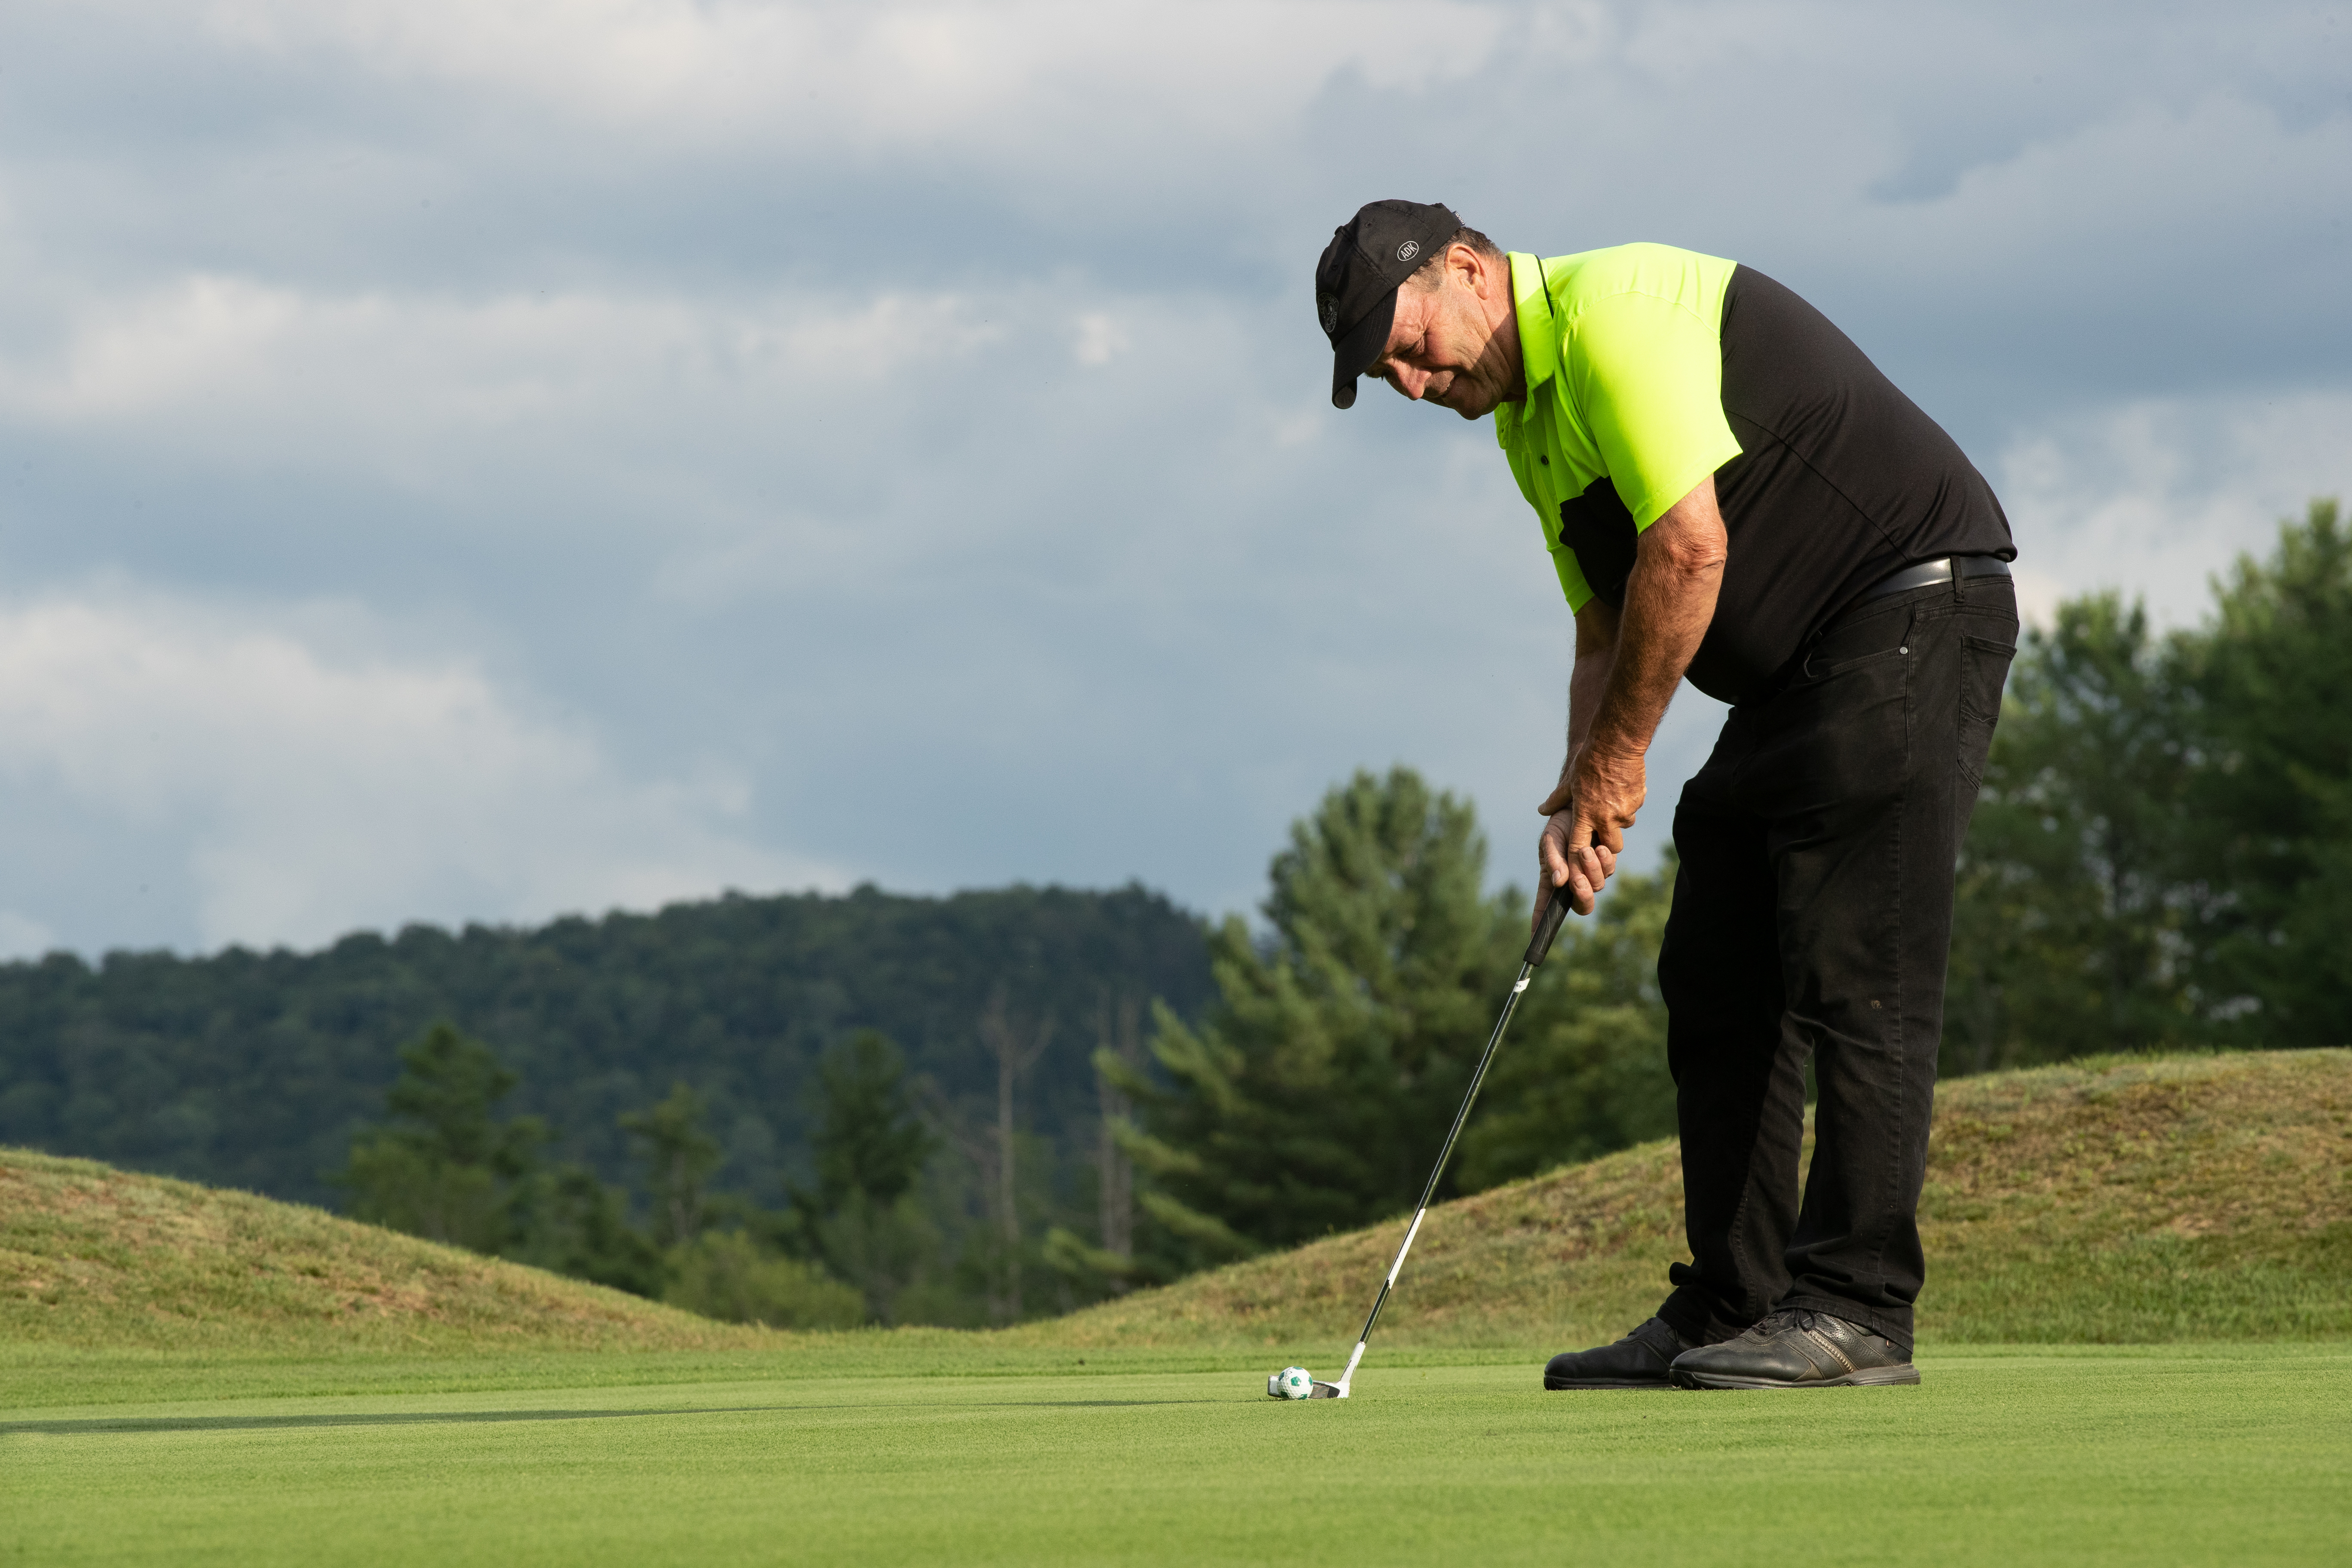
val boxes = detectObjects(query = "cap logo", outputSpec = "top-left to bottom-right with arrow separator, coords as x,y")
1396,240 -> 1420,263
1318,295 -> 1339,334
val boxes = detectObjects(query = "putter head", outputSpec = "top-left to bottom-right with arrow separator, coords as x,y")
1308,1380 -> 1347,1399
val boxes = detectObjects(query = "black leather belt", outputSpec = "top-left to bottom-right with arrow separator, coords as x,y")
1852,554 -> 2011,607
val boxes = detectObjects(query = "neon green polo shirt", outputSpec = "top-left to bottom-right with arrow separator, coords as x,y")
1494,245 -> 1742,611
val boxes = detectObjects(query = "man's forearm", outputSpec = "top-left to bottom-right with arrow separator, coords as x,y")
1568,652 -> 1613,761
1564,603 -> 1617,770
1586,484 -> 1726,762
1536,478 -> 1727,915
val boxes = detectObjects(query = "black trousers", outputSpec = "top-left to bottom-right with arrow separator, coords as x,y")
1652,575 -> 2016,1354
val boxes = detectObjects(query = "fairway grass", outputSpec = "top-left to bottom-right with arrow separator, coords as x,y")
7,1050 -> 2346,1562
4,1345 -> 2346,1565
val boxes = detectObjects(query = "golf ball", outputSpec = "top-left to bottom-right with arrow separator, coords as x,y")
1268,1366 -> 1315,1400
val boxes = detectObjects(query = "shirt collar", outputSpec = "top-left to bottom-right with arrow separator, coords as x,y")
1508,252 -> 1559,397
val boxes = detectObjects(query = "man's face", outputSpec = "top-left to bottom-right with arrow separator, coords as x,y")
1362,247 -> 1521,420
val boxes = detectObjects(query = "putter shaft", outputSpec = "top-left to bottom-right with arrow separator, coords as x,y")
1330,886 -> 1570,1396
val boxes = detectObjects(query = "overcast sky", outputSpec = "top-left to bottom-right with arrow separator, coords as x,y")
0,0 -> 2345,958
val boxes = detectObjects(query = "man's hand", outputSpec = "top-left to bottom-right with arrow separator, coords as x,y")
1534,751 -> 1640,918
1535,806 -> 1618,919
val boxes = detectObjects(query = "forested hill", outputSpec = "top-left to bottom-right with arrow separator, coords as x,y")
0,883 -> 1212,1211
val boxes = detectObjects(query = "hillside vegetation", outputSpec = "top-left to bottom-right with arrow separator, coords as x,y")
1030,1050 -> 2352,1351
7,1051 -> 2345,1358
0,1147 -> 775,1353
0,882 -> 1210,1211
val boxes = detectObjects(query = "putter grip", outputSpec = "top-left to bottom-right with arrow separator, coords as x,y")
1525,882 -> 1569,965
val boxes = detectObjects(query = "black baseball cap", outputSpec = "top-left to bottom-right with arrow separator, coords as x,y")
1314,199 -> 1464,409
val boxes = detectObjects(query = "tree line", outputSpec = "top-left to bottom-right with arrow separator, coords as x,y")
0,881 -> 1211,1329
1946,497 -> 2352,1066
0,883 -> 1211,1213
337,1015 -> 1118,1329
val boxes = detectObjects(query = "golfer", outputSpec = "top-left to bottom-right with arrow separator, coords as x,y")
1315,201 -> 2017,1390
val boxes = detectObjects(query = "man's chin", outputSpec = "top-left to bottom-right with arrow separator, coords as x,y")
1426,386 -> 1493,420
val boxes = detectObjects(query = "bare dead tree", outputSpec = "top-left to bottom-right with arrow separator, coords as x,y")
976,988 -> 1054,1321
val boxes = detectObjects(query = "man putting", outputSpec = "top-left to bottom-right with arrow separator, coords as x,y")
1316,201 -> 2017,1390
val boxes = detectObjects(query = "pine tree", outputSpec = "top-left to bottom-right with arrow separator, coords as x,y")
787,1030 -> 937,1323
508,1164 -> 666,1297
2181,497 -> 2352,1041
338,1022 -> 545,1254
1104,767 -> 1506,1259
1939,496 -> 2352,1061
1454,854 -> 1677,1189
620,1082 -> 723,1250
1943,592 -> 2199,1067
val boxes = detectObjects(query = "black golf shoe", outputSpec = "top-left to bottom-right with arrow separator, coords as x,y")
1543,1317 -> 1699,1390
1668,1308 -> 1918,1389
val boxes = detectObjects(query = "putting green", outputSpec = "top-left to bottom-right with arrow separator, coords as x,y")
4,1346 -> 2346,1565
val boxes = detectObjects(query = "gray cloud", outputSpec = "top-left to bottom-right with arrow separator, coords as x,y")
0,0 -> 2345,953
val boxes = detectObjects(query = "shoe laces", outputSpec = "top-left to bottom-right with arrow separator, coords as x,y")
1736,1308 -> 1819,1341
1751,1308 -> 1894,1349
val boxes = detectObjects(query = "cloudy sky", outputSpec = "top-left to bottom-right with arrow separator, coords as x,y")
0,0 -> 2345,958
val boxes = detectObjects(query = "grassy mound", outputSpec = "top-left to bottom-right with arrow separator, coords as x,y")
6,1051 -> 2345,1363
1030,1050 -> 2352,1351
0,1148 -> 774,1353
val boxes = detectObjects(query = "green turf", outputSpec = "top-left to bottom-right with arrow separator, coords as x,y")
7,1054 -> 2346,1561
4,1345 -> 2345,1565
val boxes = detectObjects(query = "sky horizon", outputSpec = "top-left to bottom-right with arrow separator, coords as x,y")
1,0 -> 2346,962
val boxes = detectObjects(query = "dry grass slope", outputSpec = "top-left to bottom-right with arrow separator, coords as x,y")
0,1148 -> 778,1353
1027,1050 -> 2352,1351
5,1051 -> 2345,1360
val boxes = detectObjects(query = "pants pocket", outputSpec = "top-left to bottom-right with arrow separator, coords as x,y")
1957,634 -> 2015,794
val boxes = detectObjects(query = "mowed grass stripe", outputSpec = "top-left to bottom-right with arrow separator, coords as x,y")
4,1349 -> 2346,1566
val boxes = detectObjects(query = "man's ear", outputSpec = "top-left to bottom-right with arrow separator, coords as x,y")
1456,242 -> 1499,298
1446,243 -> 1475,289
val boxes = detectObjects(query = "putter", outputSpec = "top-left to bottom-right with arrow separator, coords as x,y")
1307,879 -> 1574,1398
